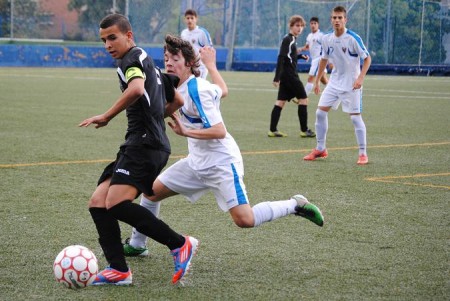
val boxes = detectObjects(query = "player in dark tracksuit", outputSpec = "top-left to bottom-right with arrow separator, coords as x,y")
269,15 -> 316,138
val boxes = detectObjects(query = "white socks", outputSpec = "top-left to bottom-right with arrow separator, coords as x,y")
129,195 -> 161,248
252,199 -> 297,227
351,114 -> 367,155
315,109 -> 328,151
305,82 -> 314,95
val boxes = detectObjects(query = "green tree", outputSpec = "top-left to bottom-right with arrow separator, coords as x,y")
68,0 -> 126,41
68,0 -> 177,44
0,0 -> 10,37
0,0 -> 41,39
367,0 -> 449,64
127,0 -> 175,44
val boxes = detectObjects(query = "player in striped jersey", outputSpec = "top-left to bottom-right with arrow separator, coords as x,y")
299,17 -> 329,95
181,9 -> 213,79
123,34 -> 324,258
304,6 -> 372,165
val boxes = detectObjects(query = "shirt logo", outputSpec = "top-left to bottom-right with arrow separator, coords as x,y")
226,198 -> 236,204
116,168 -> 130,176
342,47 -> 347,53
348,50 -> 358,57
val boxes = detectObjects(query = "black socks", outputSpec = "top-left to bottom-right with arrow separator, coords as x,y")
270,105 -> 282,132
108,200 -> 184,250
90,200 -> 185,272
89,207 -> 128,272
298,104 -> 308,132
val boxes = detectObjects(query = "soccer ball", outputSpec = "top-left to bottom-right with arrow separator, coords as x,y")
53,245 -> 98,289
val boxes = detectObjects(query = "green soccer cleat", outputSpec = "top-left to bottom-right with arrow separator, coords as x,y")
123,238 -> 149,257
268,130 -> 288,137
292,194 -> 324,227
300,129 -> 316,138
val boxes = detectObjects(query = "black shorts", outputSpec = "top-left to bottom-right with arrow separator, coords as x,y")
277,77 -> 307,101
98,145 -> 170,198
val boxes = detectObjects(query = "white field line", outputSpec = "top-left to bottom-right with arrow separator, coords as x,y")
1,72 -> 449,97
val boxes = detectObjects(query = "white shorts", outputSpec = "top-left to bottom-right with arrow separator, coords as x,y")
309,57 -> 328,77
158,158 -> 249,212
318,85 -> 363,113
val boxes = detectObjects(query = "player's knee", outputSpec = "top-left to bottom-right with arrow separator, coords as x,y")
318,106 -> 331,112
233,215 -> 255,228
230,204 -> 255,228
88,195 -> 104,208
297,98 -> 308,105
234,219 -> 254,228
275,101 -> 285,108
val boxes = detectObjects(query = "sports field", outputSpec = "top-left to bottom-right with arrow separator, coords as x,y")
0,68 -> 449,300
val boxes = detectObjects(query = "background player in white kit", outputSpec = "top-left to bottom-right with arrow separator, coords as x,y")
299,17 -> 329,95
123,34 -> 324,257
181,9 -> 213,79
304,6 -> 371,165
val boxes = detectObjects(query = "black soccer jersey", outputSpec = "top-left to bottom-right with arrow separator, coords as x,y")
273,33 -> 304,82
115,47 -> 172,152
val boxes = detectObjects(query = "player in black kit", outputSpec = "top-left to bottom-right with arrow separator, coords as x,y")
79,13 -> 198,286
269,15 -> 316,138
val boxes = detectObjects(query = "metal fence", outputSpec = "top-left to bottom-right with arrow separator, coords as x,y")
1,0 -> 449,65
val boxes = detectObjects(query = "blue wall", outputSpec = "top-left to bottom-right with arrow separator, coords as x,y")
0,44 -> 279,71
0,44 -> 448,75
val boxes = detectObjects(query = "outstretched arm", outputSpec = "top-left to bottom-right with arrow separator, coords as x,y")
79,77 -> 144,128
298,43 -> 309,53
199,46 -> 228,98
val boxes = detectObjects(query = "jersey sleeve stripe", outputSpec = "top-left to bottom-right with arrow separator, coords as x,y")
231,163 -> 248,205
180,107 -> 203,124
347,29 -> 369,56
288,36 -> 295,64
198,26 -> 213,46
187,78 -> 211,128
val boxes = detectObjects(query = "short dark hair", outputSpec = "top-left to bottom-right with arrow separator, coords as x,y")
310,17 -> 319,23
99,13 -> 131,33
333,6 -> 347,16
184,9 -> 197,17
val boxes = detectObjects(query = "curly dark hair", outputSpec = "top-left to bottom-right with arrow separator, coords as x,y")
164,34 -> 201,77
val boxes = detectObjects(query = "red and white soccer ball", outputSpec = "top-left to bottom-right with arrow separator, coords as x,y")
53,245 -> 98,289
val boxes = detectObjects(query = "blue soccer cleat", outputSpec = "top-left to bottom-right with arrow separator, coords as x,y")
171,236 -> 199,285
92,266 -> 132,286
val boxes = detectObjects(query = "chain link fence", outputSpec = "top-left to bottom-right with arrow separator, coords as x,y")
1,0 -> 449,65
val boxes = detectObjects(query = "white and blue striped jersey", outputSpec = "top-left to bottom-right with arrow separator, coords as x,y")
181,25 -> 213,78
177,75 -> 242,170
306,30 -> 324,60
321,28 -> 369,91
181,26 -> 213,53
